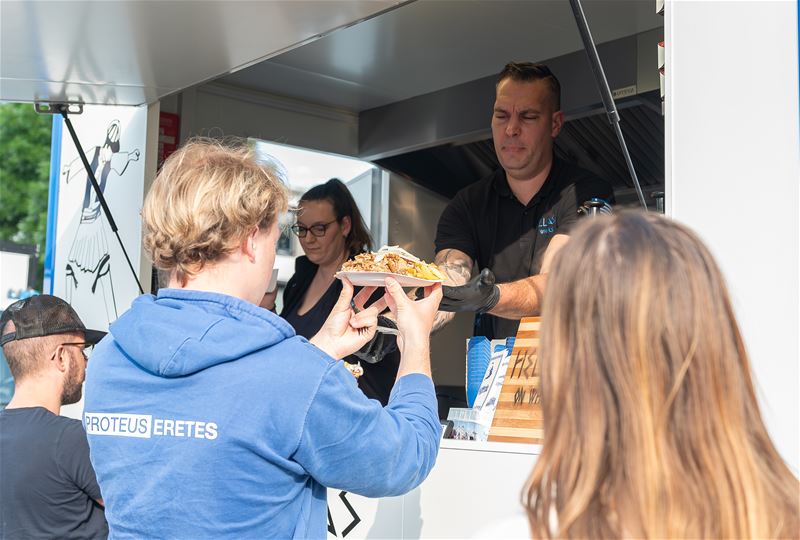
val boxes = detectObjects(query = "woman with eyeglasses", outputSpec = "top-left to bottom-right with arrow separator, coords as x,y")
261,178 -> 401,405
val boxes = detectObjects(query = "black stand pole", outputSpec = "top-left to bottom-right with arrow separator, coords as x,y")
58,106 -> 145,294
568,0 -> 648,211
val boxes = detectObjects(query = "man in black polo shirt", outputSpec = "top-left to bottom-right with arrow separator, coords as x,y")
434,62 -> 613,340
0,295 -> 108,539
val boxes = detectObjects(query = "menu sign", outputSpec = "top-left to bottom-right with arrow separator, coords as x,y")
487,317 -> 543,444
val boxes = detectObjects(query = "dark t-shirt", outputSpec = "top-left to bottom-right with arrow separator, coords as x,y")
435,157 -> 614,340
281,256 -> 401,406
0,407 -> 108,540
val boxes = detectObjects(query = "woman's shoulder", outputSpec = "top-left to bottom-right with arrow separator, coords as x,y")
282,256 -> 318,314
293,255 -> 317,275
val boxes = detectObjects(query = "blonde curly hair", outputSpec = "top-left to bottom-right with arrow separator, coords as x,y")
142,138 -> 288,285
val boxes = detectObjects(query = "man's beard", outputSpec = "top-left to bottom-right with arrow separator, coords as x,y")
61,357 -> 84,405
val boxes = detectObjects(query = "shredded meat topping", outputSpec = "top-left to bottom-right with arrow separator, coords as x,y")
341,252 -> 444,280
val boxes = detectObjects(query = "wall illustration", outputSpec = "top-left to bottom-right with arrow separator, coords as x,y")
52,106 -> 147,334
60,120 -> 140,322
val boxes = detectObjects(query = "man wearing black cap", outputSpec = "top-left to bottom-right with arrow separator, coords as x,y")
0,295 -> 108,540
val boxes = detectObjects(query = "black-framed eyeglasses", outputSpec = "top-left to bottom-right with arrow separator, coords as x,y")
290,220 -> 337,238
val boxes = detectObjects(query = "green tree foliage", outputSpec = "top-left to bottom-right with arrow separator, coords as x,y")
0,103 -> 53,285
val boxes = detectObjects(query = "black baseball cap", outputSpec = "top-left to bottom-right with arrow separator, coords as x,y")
0,295 -> 106,346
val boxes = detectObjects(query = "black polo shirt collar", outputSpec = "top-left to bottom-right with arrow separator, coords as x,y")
492,156 -> 562,208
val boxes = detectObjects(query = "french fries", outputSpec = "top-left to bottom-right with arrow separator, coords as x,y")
340,246 -> 445,281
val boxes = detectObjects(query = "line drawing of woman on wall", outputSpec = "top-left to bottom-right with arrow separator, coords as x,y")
60,119 -> 140,324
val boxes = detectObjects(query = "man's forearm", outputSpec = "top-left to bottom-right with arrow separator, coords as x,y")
309,334 -> 339,360
488,274 -> 547,319
396,343 -> 432,380
487,234 -> 567,319
431,311 -> 455,334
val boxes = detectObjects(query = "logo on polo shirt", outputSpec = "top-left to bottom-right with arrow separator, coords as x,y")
537,215 -> 556,235
84,412 -> 218,440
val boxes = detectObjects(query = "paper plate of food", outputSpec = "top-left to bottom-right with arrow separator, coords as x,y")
335,246 -> 445,287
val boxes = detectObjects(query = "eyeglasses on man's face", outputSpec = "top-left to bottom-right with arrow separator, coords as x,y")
290,220 -> 337,238
51,342 -> 94,361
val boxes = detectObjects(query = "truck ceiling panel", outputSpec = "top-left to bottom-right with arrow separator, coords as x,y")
0,0 -> 403,106
221,0 -> 663,112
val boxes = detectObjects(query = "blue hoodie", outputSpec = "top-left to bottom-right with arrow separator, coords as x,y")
84,289 -> 440,539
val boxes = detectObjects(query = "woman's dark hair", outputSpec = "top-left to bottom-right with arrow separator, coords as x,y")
300,178 -> 372,256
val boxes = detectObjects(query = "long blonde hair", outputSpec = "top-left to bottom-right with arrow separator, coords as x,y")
526,212 -> 799,539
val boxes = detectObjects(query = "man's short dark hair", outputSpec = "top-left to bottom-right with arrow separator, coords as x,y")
1,320 -> 62,380
497,62 -> 561,112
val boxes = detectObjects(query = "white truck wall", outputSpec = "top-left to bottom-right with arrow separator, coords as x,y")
666,0 -> 799,472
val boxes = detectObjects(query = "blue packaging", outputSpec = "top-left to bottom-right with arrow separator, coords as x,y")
505,336 -> 515,355
466,336 -> 491,408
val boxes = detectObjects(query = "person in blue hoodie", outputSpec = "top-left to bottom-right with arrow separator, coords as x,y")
83,138 -> 444,539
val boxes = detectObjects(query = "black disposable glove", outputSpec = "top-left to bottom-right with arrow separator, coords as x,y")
439,268 -> 500,313
352,315 -> 398,364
